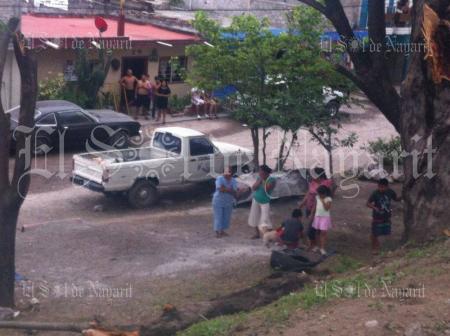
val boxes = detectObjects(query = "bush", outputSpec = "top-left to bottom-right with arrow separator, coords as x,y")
38,73 -> 66,100
38,74 -> 90,108
170,94 -> 191,112
364,136 -> 403,167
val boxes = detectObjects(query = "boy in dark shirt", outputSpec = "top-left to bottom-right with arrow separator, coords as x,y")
263,209 -> 304,248
367,178 -> 402,254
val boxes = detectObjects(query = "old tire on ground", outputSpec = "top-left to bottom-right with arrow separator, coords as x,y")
270,249 -> 324,272
128,180 -> 159,208
109,130 -> 129,149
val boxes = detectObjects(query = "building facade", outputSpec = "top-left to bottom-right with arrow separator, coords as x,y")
21,14 -> 200,108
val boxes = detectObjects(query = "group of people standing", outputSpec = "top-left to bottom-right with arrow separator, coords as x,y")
212,166 -> 333,255
119,69 -> 171,123
212,166 -> 401,256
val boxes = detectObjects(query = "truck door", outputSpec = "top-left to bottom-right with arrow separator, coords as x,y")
187,137 -> 222,181
150,132 -> 184,184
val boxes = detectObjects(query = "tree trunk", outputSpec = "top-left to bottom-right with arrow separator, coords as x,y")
0,193 -> 20,307
262,128 -> 270,166
0,22 -> 38,307
276,131 -> 287,171
250,127 -> 259,170
327,148 -> 334,176
398,1 -> 450,241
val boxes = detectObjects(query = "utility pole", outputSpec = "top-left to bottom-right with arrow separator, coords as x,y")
117,0 -> 125,36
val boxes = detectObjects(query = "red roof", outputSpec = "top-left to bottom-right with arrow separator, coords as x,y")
22,14 -> 199,42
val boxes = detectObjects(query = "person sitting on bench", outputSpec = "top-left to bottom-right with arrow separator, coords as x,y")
191,87 -> 206,119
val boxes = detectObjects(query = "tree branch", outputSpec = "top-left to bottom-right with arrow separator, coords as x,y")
309,128 -> 328,149
299,0 -> 402,131
296,0 -> 327,15
334,64 -> 367,91
367,0 -> 388,72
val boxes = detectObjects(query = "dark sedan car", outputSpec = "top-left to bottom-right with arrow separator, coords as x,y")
8,100 -> 141,154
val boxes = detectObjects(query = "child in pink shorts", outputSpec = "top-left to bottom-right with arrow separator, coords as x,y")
311,185 -> 332,255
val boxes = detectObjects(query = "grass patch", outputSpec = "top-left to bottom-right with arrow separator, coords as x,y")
406,248 -> 428,259
331,256 -> 362,274
179,241 -> 448,336
179,275 -> 368,336
178,314 -> 246,336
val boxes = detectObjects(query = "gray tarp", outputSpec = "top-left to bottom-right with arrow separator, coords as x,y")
235,169 -> 309,204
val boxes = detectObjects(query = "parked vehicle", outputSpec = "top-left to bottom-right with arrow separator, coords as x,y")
71,127 -> 254,208
265,75 -> 345,116
8,100 -> 141,154
322,87 -> 344,116
235,169 -> 309,204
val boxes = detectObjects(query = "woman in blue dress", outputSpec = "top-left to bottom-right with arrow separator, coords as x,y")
212,167 -> 238,238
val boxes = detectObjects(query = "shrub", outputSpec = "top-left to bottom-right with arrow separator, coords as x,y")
38,73 -> 66,100
364,136 -> 403,167
38,74 -> 90,108
170,94 -> 191,112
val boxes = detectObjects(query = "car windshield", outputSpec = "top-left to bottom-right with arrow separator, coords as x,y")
82,110 -> 98,122
6,106 -> 41,122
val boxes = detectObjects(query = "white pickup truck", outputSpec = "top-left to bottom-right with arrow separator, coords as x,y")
71,127 -> 253,208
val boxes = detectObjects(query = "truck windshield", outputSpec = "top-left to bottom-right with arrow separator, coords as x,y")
153,132 -> 182,154
189,137 -> 215,156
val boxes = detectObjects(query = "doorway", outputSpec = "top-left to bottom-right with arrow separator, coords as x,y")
121,56 -> 148,79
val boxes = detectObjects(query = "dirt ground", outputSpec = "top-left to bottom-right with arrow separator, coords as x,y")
239,240 -> 450,336
4,102 -> 408,335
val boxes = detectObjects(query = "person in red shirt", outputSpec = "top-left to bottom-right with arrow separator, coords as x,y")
298,167 -> 334,251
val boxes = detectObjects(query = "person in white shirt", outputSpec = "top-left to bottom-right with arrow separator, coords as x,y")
191,87 -> 206,119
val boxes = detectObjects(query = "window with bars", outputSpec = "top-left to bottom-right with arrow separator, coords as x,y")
158,56 -> 187,83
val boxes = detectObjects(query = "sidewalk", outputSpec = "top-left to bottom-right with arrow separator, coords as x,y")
137,111 -> 231,128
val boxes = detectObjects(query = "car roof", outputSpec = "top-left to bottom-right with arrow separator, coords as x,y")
155,127 -> 205,137
36,100 -> 81,115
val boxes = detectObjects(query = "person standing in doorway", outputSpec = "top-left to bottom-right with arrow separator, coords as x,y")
119,69 -> 137,115
212,167 -> 238,238
248,165 -> 276,239
155,79 -> 171,124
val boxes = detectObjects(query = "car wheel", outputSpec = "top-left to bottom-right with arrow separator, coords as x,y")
231,165 -> 250,176
128,180 -> 159,209
242,165 -> 251,174
34,135 -> 53,156
109,130 -> 129,149
326,101 -> 340,117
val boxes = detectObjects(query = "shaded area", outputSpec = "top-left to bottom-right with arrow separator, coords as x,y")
140,272 -> 309,336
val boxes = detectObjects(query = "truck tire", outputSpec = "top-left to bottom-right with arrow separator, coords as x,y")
128,180 -> 159,209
